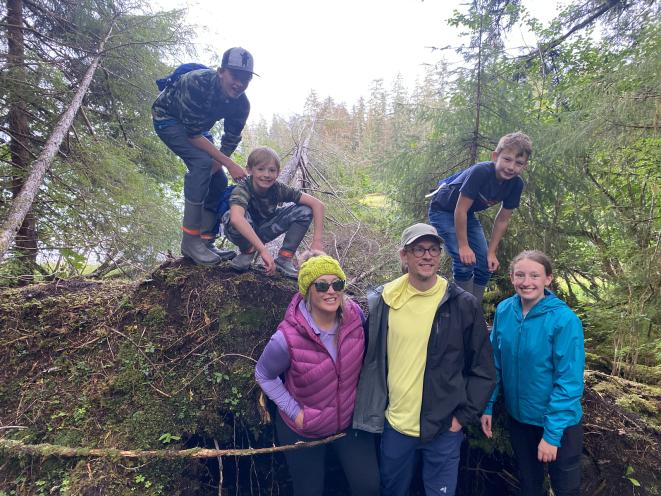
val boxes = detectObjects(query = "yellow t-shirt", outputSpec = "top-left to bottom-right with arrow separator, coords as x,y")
383,274 -> 447,436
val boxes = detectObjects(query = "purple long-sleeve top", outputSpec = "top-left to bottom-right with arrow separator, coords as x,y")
255,300 -> 366,421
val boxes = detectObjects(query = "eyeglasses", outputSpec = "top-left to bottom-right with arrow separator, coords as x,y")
407,245 -> 442,258
313,279 -> 346,293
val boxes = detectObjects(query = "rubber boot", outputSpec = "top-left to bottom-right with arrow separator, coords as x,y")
181,200 -> 221,266
275,251 -> 298,279
454,277 -> 474,295
200,207 -> 236,262
473,284 -> 486,307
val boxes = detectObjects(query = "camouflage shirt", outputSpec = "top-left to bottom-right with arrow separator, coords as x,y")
229,179 -> 302,225
151,68 -> 250,156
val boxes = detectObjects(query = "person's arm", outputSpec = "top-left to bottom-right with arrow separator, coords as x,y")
189,136 -> 247,181
255,331 -> 302,423
454,193 -> 476,265
486,207 -> 514,272
540,312 -> 585,461
453,298 -> 497,429
229,204 -> 276,275
297,193 -> 325,252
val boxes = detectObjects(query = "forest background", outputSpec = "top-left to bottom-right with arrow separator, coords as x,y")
1,0 -> 658,375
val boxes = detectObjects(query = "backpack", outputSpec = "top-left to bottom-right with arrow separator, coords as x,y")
156,63 -> 210,91
216,184 -> 236,217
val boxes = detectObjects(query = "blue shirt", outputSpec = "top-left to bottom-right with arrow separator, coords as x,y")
430,161 -> 524,214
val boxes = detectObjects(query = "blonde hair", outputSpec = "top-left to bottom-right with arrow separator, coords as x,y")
495,132 -> 532,159
247,146 -> 280,170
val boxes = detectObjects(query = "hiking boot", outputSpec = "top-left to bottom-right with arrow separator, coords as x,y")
275,256 -> 298,279
205,241 -> 237,262
229,252 -> 255,272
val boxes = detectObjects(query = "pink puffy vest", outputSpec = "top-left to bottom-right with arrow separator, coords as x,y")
278,293 -> 365,438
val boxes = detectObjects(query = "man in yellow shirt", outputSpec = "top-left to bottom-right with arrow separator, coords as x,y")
353,223 -> 496,496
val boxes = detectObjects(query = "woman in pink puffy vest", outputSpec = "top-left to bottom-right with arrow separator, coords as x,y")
255,254 -> 379,495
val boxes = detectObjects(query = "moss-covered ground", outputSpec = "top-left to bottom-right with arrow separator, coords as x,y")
0,260 -> 659,495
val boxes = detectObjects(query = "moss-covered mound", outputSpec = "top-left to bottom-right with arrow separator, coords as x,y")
1,261 -> 660,495
0,259 -> 296,495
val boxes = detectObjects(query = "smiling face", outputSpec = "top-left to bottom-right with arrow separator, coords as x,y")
218,67 -> 251,99
400,236 -> 442,286
510,258 -> 553,309
248,160 -> 279,194
308,274 -> 345,317
493,147 -> 529,181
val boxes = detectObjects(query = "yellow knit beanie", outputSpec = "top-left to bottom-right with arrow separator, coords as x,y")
298,255 -> 347,296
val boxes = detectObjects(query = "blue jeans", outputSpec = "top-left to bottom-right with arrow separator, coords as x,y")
380,420 -> 464,496
155,123 -> 227,206
428,209 -> 491,286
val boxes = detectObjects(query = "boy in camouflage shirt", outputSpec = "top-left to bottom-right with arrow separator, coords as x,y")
152,47 -> 256,265
223,147 -> 325,278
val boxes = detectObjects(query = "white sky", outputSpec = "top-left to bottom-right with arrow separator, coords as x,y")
153,0 -> 564,124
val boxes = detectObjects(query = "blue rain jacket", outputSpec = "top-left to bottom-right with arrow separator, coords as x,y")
484,290 -> 584,446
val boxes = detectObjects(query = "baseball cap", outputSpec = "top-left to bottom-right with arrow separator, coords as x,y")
221,47 -> 258,76
400,223 -> 442,247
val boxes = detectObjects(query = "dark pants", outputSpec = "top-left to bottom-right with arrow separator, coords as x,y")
380,420 -> 464,496
275,413 -> 380,496
508,418 -> 583,496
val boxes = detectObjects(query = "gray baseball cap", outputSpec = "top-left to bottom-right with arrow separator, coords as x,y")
221,47 -> 258,76
401,223 -> 442,247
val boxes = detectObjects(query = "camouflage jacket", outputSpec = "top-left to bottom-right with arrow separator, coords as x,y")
151,69 -> 250,156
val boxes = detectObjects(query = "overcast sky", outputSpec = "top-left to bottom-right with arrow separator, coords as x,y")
153,0 -> 564,124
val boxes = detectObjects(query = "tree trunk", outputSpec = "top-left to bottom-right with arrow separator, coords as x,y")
0,21 -> 116,261
6,0 -> 37,283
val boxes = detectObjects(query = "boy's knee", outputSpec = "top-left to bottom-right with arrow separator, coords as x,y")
293,205 -> 312,220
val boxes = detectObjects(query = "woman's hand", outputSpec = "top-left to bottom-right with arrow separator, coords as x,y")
537,438 -> 558,462
480,414 -> 493,438
294,410 -> 304,429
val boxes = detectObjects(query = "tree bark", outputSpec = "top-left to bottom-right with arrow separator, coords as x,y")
0,21 -> 116,261
6,0 -> 37,283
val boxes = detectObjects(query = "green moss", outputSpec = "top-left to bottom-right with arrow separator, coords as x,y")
143,305 -> 167,328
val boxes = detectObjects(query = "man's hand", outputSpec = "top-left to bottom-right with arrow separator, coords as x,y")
480,415 -> 493,438
259,249 -> 276,276
294,410 -> 304,429
537,438 -> 558,463
487,252 -> 500,272
459,245 -> 476,265
449,416 -> 463,432
227,163 -> 247,182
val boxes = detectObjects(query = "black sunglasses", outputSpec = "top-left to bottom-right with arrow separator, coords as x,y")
313,279 -> 346,293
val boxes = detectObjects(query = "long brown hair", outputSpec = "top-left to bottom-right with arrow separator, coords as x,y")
509,250 -> 553,276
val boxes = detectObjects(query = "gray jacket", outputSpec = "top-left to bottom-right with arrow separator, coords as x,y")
352,281 -> 496,443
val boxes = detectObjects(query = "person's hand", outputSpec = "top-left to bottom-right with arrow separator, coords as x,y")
480,415 -> 493,438
459,245 -> 476,265
228,163 -> 247,182
487,252 -> 500,272
449,416 -> 463,432
537,438 -> 558,462
259,249 -> 276,276
294,410 -> 304,429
